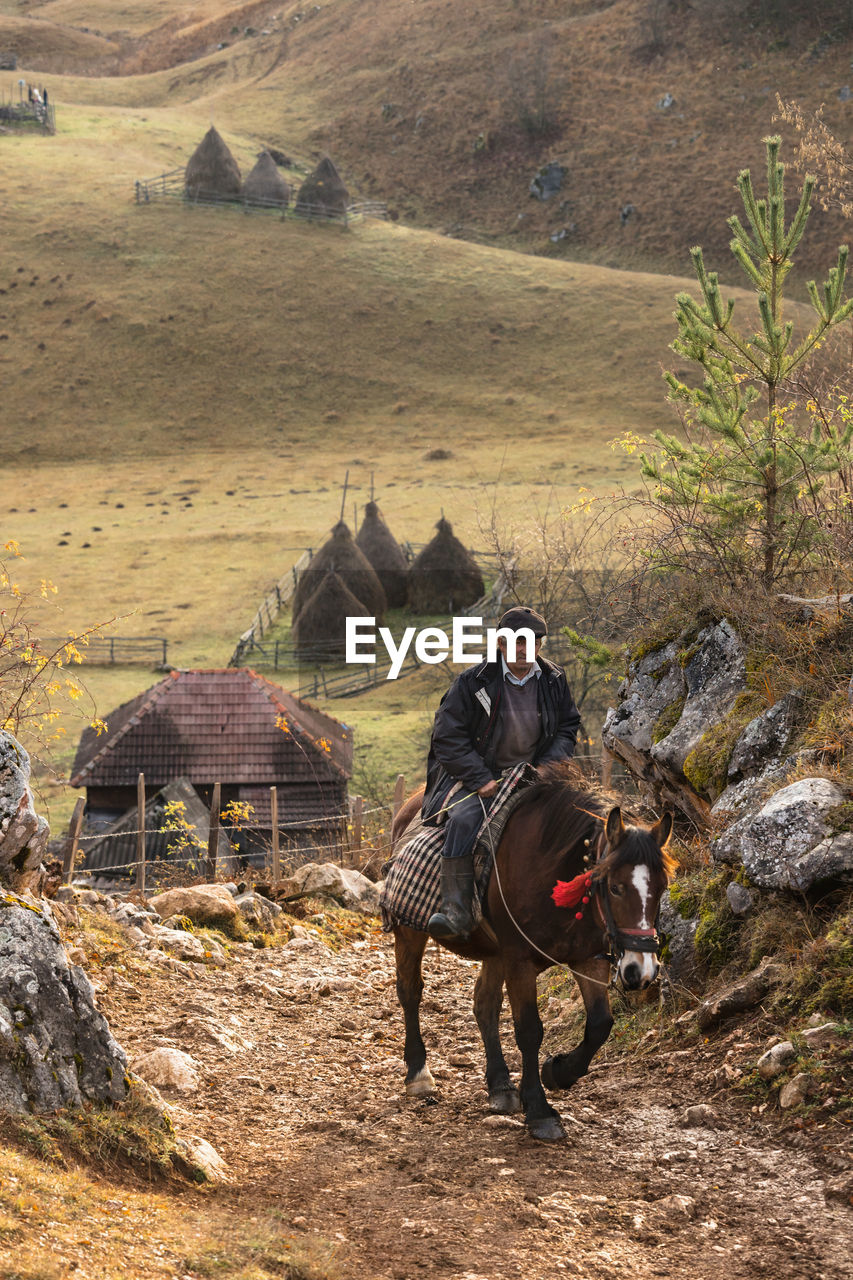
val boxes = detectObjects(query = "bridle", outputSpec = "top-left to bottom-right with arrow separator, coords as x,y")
482,800 -> 662,988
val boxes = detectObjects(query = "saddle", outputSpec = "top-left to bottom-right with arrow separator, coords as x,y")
379,762 -> 537,933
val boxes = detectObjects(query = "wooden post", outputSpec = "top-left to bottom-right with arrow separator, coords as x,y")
62,797 -> 85,886
135,773 -> 146,894
392,774 -> 406,823
601,746 -> 613,790
206,782 -> 221,881
350,795 -> 363,865
270,786 -> 280,888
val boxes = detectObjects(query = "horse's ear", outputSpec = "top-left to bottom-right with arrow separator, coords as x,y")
651,811 -> 673,849
605,806 -> 625,847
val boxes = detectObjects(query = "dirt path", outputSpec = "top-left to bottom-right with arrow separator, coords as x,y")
101,926 -> 852,1280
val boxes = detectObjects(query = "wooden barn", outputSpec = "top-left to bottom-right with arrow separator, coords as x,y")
70,669 -> 353,871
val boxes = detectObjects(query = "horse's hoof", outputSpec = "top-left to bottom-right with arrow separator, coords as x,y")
488,1087 -> 522,1116
405,1066 -> 437,1098
528,1114 -> 566,1142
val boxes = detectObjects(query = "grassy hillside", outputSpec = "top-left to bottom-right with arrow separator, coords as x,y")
0,0 -> 846,830
3,0 -> 852,278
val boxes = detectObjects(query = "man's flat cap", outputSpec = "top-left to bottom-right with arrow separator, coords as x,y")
497,606 -> 547,637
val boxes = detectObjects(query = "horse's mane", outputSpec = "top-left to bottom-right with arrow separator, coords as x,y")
512,760 -> 677,880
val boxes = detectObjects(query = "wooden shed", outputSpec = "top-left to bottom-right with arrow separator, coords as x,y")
70,669 -> 352,868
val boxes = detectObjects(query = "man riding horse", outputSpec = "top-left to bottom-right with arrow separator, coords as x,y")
424,606 -> 581,940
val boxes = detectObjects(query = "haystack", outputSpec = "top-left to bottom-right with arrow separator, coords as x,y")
356,501 -> 409,607
292,571 -> 367,659
292,521 -> 386,622
295,156 -> 349,219
407,518 -> 484,613
185,126 -> 242,202
243,150 -> 290,208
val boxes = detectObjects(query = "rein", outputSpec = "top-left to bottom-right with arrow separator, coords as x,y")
479,797 -> 613,990
479,798 -> 662,986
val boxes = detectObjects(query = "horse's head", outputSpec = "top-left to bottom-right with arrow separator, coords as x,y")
594,806 -> 675,991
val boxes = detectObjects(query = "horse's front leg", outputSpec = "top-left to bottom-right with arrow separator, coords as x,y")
541,964 -> 613,1091
474,956 -> 520,1115
393,925 -> 435,1097
505,958 -> 565,1142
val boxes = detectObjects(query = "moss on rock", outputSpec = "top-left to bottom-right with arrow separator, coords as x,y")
682,690 -> 766,798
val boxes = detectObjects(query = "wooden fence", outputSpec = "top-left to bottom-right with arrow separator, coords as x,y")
42,635 -> 168,665
0,98 -> 55,134
133,168 -> 387,224
229,549 -> 313,667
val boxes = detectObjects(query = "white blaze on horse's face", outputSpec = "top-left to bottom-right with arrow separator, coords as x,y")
616,864 -> 659,989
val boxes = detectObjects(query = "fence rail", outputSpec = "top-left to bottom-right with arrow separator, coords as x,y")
43,635 -> 168,665
134,168 -> 387,223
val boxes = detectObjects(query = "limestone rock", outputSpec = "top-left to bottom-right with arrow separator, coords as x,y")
779,1072 -> 813,1108
650,620 -> 747,780
149,884 -> 239,929
0,891 -> 128,1113
680,1104 -> 718,1128
529,162 -> 565,200
658,893 -> 700,984
726,882 -> 755,917
728,692 -> 802,780
711,777 -> 851,890
172,1133 -> 228,1182
697,959 -> 786,1030
151,925 -> 227,966
757,1041 -> 796,1079
131,1047 -> 200,1092
824,1171 -> 853,1204
280,862 -> 381,914
0,732 -> 50,892
234,891 -> 280,929
801,1022 -> 845,1050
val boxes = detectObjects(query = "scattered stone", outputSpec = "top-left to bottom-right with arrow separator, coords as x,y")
680,1104 -> 718,1128
279,863 -> 380,914
757,1041 -> 796,1079
697,959 -> 786,1030
779,1072 -> 813,1109
149,884 -> 239,929
726,881 -> 755,917
801,1022 -> 845,1050
234,891 -> 280,928
658,92 -> 675,109
131,1047 -> 200,1092
529,162 -> 566,201
172,1133 -> 228,1182
151,926 -> 227,966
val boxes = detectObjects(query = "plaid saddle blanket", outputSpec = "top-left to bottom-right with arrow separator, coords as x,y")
379,762 -> 538,933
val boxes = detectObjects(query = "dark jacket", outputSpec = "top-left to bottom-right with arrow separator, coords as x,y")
421,656 -> 581,822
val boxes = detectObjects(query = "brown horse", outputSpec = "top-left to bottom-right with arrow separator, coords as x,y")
390,762 -> 676,1142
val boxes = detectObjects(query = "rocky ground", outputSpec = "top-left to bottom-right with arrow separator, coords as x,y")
83,913 -> 853,1280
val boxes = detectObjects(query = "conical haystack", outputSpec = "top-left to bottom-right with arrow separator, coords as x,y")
292,521 -> 386,622
292,571 -> 367,659
407,518 -> 484,613
185,126 -> 242,202
295,156 -> 349,219
356,501 -> 409,608
243,150 -> 290,208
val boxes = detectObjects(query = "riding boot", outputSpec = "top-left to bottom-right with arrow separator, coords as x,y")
427,853 -> 475,940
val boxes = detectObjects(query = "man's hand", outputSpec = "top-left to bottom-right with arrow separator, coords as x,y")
477,779 -> 499,799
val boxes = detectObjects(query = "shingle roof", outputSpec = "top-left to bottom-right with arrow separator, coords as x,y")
70,669 -> 352,788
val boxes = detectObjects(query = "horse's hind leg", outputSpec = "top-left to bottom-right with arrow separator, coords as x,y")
393,925 -> 435,1097
474,956 -> 521,1115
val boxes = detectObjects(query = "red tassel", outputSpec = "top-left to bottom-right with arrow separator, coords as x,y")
552,872 -> 593,910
